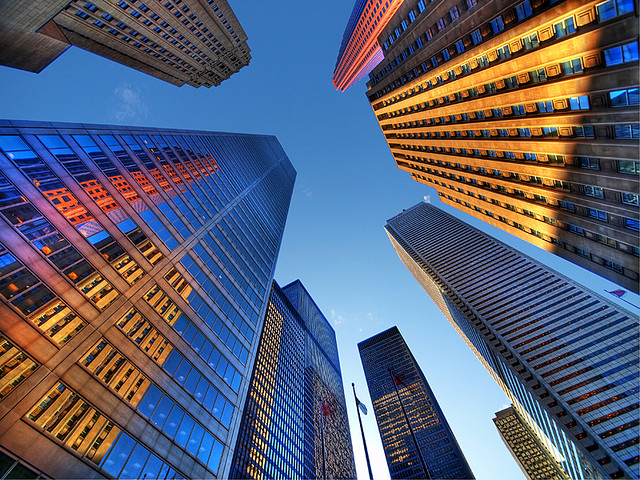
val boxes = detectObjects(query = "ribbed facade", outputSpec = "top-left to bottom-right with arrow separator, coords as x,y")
494,405 -> 571,480
0,0 -> 250,87
0,119 -> 295,479
230,280 -> 356,480
385,202 -> 638,479
358,326 -> 475,479
333,0 -> 406,91
366,0 -> 639,292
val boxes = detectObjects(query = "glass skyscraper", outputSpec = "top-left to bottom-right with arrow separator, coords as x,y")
230,280 -> 356,480
385,202 -> 639,479
0,119 -> 295,479
358,326 -> 474,480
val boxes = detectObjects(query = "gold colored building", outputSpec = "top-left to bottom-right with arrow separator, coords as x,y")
494,406 -> 571,480
366,0 -> 639,292
0,0 -> 250,87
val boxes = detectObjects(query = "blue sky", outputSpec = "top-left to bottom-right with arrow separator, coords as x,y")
1,1 -> 638,479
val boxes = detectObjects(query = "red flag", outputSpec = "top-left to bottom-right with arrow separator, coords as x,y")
321,400 -> 332,416
608,289 -> 626,298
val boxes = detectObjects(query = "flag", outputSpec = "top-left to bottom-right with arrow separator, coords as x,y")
355,396 -> 368,415
321,400 -> 332,416
608,289 -> 626,298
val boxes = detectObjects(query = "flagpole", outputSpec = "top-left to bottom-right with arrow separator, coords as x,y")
352,383 -> 374,480
320,401 -> 326,480
388,369 -> 430,479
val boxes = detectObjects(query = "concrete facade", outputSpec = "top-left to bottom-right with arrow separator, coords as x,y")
365,0 -> 639,292
0,0 -> 251,87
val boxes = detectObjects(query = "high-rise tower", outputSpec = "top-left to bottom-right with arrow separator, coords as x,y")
493,405 -> 571,480
354,0 -> 639,291
385,202 -> 639,479
0,0 -> 250,87
0,119 -> 295,479
358,326 -> 474,480
230,280 -> 356,480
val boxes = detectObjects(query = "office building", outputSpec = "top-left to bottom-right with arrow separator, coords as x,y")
494,405 -> 570,480
385,202 -> 639,479
230,280 -> 356,480
0,119 -> 295,479
0,0 -> 250,87
333,0 -> 405,91
354,0 -> 640,291
358,326 -> 474,479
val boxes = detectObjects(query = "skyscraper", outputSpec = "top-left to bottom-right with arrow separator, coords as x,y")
230,280 -> 356,480
493,405 -> 570,480
0,119 -> 295,479
338,0 -> 639,291
358,326 -> 474,479
0,0 -> 250,87
385,202 -> 639,479
332,0 -> 404,91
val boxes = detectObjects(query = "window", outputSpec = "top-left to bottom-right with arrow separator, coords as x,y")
554,17 -> 576,37
477,54 -> 489,68
618,160 -> 639,174
522,33 -> 539,50
471,29 -> 483,45
516,0 -> 533,20
587,208 -> 608,221
614,124 -> 640,139
609,88 -> 639,107
624,217 -> 639,231
622,192 -> 639,205
561,58 -> 583,75
559,201 -> 576,211
466,0 -> 477,8
574,125 -> 595,137
409,11 -> 416,22
455,40 -> 465,53
442,49 -> 451,61
418,0 -> 426,12
604,42 -> 639,66
603,259 -> 623,273
575,247 -> 591,258
568,224 -> 584,235
538,101 -> 553,113
569,95 -> 590,110
584,185 -> 604,198
530,68 -> 547,82
596,0 -> 635,22
497,45 -> 510,59
577,157 -> 599,169
490,16 -> 504,34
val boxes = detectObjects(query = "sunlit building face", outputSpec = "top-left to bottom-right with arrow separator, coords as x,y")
337,0 -> 639,291
0,120 -> 295,479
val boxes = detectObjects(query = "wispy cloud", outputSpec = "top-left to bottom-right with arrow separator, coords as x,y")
330,309 -> 345,326
112,83 -> 148,122
302,188 -> 312,198
423,195 -> 431,203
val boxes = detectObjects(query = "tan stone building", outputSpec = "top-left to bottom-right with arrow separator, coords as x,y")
365,0 -> 639,292
0,0 -> 250,87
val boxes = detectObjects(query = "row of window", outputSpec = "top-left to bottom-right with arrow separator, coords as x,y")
435,191 -> 638,278
371,0 -> 635,105
143,284 -> 243,390
27,382 -> 186,479
116,307 -> 235,425
384,48 -> 637,123
0,242 -> 87,345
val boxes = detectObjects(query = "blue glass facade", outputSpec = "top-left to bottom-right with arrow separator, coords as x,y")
358,326 -> 475,479
0,120 -> 295,479
230,280 -> 356,479
385,202 -> 639,479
